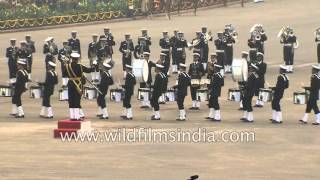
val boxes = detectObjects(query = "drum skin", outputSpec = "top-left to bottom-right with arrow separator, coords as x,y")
232,59 -> 248,82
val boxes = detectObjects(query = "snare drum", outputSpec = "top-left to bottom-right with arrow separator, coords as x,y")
258,88 -> 273,102
137,88 -> 150,101
29,86 -> 43,99
110,88 -> 124,102
0,85 -> 13,97
191,79 -> 200,87
165,89 -> 176,102
293,91 -> 307,104
196,89 -> 208,102
59,87 -> 68,101
231,58 -> 248,82
228,88 -> 241,102
200,78 -> 210,85
84,86 -> 97,100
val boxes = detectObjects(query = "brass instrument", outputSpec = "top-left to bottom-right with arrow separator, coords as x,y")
203,30 -> 213,43
49,42 -> 57,54
225,24 -> 238,39
124,39 -> 132,58
315,28 -> 320,41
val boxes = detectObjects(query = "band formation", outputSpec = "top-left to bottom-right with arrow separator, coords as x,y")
3,25 -> 320,125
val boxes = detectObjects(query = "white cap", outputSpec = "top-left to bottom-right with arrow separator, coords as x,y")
143,52 -> 151,56
20,40 -> 27,44
156,64 -> 164,68
48,61 -> 56,67
71,31 -> 77,33
257,52 -> 264,56
141,29 -> 148,32
193,53 -> 201,57
71,52 -> 81,58
10,38 -> 16,41
214,64 -> 223,68
17,59 -> 26,65
45,37 -> 53,42
125,64 -> 133,69
280,65 -> 288,71
92,34 -> 98,37
179,63 -> 186,68
160,53 -> 167,56
312,65 -> 320,70
241,51 -> 249,55
103,62 -> 111,68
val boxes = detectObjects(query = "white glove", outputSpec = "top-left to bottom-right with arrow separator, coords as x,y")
93,60 -> 98,65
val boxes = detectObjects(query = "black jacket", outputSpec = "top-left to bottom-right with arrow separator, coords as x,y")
134,44 -> 150,59
152,73 -> 165,96
123,72 -> 136,96
44,70 -> 58,96
159,38 -> 171,51
15,69 -> 29,94
245,72 -> 259,97
88,42 -> 98,59
177,72 -> 191,96
6,46 -> 18,61
99,71 -> 114,94
17,48 -> 31,59
309,74 -> 320,99
273,74 -> 289,99
256,61 -> 267,84
209,72 -> 224,97
214,39 -> 226,50
188,62 -> 205,79
68,38 -> 81,55
119,41 -> 134,59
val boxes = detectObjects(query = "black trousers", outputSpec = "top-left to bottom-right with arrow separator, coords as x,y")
68,82 -> 81,108
97,92 -> 107,109
42,94 -> 52,107
284,47 -> 294,65
172,51 -> 178,65
305,97 -> 319,114
177,94 -> 186,110
122,56 -> 132,71
12,91 -> 23,106
317,44 -> 320,63
27,57 -> 32,74
208,95 -> 220,110
216,52 -> 225,67
190,86 -> 200,101
225,46 -> 233,65
271,97 -> 281,111
123,94 -> 132,108
151,94 -> 161,111
8,60 -> 17,79
202,47 -> 209,64
243,95 -> 254,112
61,62 -> 67,78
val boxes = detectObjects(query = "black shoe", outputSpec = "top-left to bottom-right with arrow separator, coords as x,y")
243,119 -> 254,123
10,113 -> 17,116
39,115 -> 46,118
212,119 -> 221,122
205,117 -> 212,120
100,116 -> 109,120
299,119 -> 307,124
254,104 -> 263,108
238,108 -> 244,111
15,115 -> 24,118
240,118 -> 247,121
269,118 -> 275,122
124,117 -> 133,120
312,122 -> 320,125
96,114 -> 103,117
176,118 -> 186,121
151,115 -> 160,120
189,107 -> 196,110
159,102 -> 166,104
45,116 -> 53,119
120,115 -> 127,119
272,120 -> 282,124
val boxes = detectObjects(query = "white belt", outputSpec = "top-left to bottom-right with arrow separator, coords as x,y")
216,50 -> 224,53
177,48 -> 183,51
284,44 -> 293,46
227,44 -> 233,46
193,48 -> 201,51
317,42 -> 320,44
161,49 -> 170,52
249,48 -> 257,51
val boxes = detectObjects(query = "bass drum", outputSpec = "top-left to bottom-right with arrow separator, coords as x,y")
142,60 -> 149,82
231,58 -> 248,82
132,59 -> 144,78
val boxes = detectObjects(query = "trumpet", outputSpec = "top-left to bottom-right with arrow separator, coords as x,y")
203,30 -> 214,43
225,24 -> 238,39
49,42 -> 57,54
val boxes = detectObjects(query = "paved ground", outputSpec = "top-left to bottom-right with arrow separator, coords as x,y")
1,0 -> 320,179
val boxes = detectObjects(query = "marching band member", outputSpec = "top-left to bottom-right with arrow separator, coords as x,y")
206,64 -> 224,121
190,31 -> 204,58
170,29 -> 179,74
134,36 -> 151,59
121,65 -> 136,120
88,34 -> 99,82
40,61 -> 58,119
188,53 -> 205,110
241,64 -> 259,122
159,31 -> 171,75
99,28 -> 116,57
17,41 -> 32,79
299,65 -> 320,125
68,31 -> 81,55
175,63 -> 191,121
248,25 -> 267,61
97,62 -> 114,119
64,52 -> 95,121
25,35 -> 36,78
119,34 -> 134,78
58,41 -> 72,87
315,29 -> 320,64
254,52 -> 267,108
223,26 -> 236,73
201,27 -> 213,69
43,37 -> 58,70
141,29 -> 151,49
238,51 -> 249,110
140,52 -> 156,108
214,32 -> 226,72
159,53 -> 170,76
280,27 -> 298,73
11,59 -> 29,118
151,64 -> 166,120
6,39 -> 18,83
270,65 -> 289,123
175,32 -> 188,71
